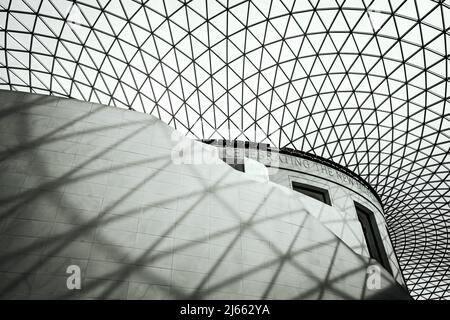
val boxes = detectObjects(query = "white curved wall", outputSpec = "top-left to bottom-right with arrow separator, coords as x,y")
0,90 -> 409,299
215,143 -> 405,287
266,157 -> 404,287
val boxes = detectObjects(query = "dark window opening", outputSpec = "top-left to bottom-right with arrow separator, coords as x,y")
221,153 -> 245,172
355,202 -> 392,274
229,162 -> 245,172
292,182 -> 331,205
219,141 -> 245,172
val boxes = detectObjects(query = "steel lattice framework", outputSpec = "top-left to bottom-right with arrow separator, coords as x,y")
1,0 -> 450,299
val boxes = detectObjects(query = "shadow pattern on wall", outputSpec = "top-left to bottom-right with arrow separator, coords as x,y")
0,91 -> 409,299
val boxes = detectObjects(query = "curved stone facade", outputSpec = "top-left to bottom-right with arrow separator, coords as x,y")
0,90 -> 409,299
206,141 -> 405,287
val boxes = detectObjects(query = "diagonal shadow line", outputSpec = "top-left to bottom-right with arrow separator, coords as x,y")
163,229 -> 346,293
209,186 -> 331,285
205,183 -> 382,299
103,196 -> 323,270
92,150 -> 332,298
200,168 -> 366,300
358,259 -> 402,300
0,117 -> 158,221
0,156 -> 174,297
177,164 -> 366,299
315,211 -> 367,246
0,152 -> 169,207
197,174 -> 394,299
0,116 -> 158,162
87,205 -> 313,272
316,241 -> 346,299
360,262 -> 372,300
197,238 -> 359,299
293,256 -> 404,300
3,182 -> 380,300
59,167 -> 240,299
0,172 -> 253,266
298,243 -> 376,299
163,164 -> 283,296
187,188 -> 272,298
130,201 -> 330,268
0,94 -> 55,119
81,159 -> 267,298
224,182 -> 372,262
295,247 -> 402,299
96,161 -> 295,298
0,92 -> 348,298
0,119 -> 166,296
260,211 -> 310,299
259,244 -> 392,299
294,262 -> 370,300
1,182 -> 256,298
0,98 -> 153,162
0,153 -> 165,207
207,232 -> 355,299
1,125 -> 392,300
188,172 -> 335,297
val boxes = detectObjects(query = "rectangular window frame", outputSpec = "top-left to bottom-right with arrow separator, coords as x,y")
292,181 -> 332,206
355,202 -> 392,274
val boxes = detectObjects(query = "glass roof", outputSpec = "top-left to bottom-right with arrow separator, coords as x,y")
1,0 -> 449,299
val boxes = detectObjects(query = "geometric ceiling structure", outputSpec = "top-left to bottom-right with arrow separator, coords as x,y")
0,0 -> 449,299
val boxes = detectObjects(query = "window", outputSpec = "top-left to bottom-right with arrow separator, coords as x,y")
218,141 -> 245,172
355,202 -> 392,274
228,162 -> 245,172
292,182 -> 331,205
